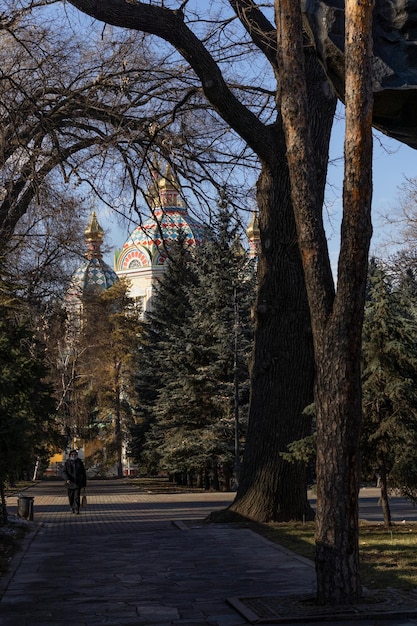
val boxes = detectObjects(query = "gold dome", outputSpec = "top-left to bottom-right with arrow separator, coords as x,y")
84,212 -> 104,260
246,212 -> 260,240
85,211 -> 104,241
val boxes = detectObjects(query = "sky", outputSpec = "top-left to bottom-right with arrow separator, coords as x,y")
102,112 -> 417,275
325,110 -> 417,275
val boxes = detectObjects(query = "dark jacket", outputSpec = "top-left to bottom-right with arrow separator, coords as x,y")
63,458 -> 87,489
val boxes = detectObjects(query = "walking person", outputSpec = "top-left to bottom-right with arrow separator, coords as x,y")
63,449 -> 87,514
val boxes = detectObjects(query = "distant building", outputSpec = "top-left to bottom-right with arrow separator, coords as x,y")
114,163 -> 207,311
65,211 -> 119,332
246,211 -> 260,260
114,164 -> 260,308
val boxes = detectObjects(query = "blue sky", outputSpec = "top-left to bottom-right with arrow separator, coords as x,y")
103,113 -> 417,274
325,109 -> 417,275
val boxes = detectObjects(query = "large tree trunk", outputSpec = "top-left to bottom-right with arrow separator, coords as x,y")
275,0 -> 373,604
225,47 -> 336,523
228,159 -> 315,521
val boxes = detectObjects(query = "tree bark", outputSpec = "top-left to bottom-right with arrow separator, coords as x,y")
212,44 -> 336,522
275,0 -> 374,604
227,158 -> 315,521
314,329 -> 364,603
379,462 -> 392,527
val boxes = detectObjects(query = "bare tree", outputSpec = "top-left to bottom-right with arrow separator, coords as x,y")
45,277 -> 141,475
1,6 -> 247,244
6,183 -> 90,306
65,0 -> 336,525
376,175 -> 417,262
1,3 -> 265,328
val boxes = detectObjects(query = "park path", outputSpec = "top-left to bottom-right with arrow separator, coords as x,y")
2,480 -> 417,626
0,480 -> 315,626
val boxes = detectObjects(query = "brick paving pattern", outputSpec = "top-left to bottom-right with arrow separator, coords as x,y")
1,481 -> 417,626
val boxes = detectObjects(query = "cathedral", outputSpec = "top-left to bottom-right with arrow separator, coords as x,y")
68,163 -> 259,314
114,164 -> 209,312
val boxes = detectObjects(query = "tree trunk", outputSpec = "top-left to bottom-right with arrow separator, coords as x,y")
275,0 -> 373,605
315,0 -> 374,604
379,462 -> 391,527
227,160 -> 316,522
225,47 -> 335,523
314,332 -> 363,604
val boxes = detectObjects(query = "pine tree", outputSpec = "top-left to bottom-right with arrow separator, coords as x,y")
139,206 -> 255,489
130,233 -> 196,474
361,259 -> 417,526
0,279 -> 61,524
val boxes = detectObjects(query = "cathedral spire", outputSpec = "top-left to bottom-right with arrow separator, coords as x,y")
146,161 -> 183,209
246,212 -> 260,259
84,211 -> 104,260
158,163 -> 182,208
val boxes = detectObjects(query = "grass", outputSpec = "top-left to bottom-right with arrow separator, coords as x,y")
253,520 -> 417,590
359,523 -> 417,589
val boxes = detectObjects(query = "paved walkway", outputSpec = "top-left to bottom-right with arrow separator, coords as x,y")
0,481 -> 417,626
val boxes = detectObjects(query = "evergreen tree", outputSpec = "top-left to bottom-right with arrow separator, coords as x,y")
130,233 -> 197,474
0,279 -> 61,524
180,207 -> 255,488
361,259 -> 417,525
137,207 -> 255,489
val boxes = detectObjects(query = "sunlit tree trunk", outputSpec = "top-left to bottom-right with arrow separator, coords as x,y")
275,0 -> 374,604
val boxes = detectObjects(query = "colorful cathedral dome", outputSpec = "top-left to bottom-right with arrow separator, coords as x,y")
67,212 -> 119,304
115,164 -> 207,271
